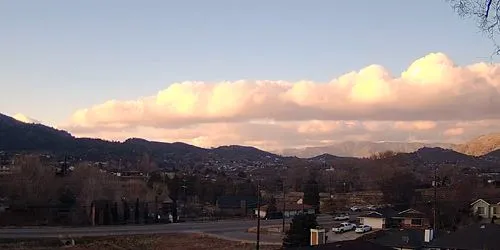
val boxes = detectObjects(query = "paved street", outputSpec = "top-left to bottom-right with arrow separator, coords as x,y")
0,214 -> 361,244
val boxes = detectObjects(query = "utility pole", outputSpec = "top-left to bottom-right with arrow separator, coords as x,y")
282,179 -> 286,234
256,179 -> 261,250
433,164 -> 438,232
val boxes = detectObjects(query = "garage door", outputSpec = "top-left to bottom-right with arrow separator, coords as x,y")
360,217 -> 384,229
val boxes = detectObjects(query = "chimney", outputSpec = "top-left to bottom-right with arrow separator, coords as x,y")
310,228 -> 326,246
424,229 -> 434,242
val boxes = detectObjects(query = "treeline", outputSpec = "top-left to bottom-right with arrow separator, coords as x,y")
0,155 -> 260,226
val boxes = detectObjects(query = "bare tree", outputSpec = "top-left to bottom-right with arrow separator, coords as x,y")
449,0 -> 500,53
138,153 -> 158,174
8,155 -> 58,207
70,164 -> 109,206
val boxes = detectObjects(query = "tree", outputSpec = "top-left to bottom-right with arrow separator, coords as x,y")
103,202 -> 111,225
320,197 -> 348,214
166,175 -> 180,223
379,171 -> 418,208
266,197 -> 278,214
122,199 -> 130,223
449,0 -> 500,53
111,202 -> 119,224
134,198 -> 140,224
283,214 -> 319,248
8,155 -> 58,206
143,203 -> 149,224
138,153 -> 158,173
303,175 -> 320,211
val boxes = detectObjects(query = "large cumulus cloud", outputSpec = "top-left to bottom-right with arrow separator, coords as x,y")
60,53 -> 500,150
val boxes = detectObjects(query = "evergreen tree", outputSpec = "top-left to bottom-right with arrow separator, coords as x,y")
111,202 -> 119,224
103,202 -> 110,225
166,175 -> 180,223
143,203 -> 149,224
122,199 -> 130,223
283,214 -> 319,248
135,198 -> 140,224
303,175 -> 320,212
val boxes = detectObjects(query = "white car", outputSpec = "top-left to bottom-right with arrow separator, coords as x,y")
332,222 -> 356,233
355,225 -> 372,233
350,206 -> 361,212
333,214 -> 350,221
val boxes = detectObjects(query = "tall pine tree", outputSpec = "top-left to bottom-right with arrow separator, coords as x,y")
283,214 -> 318,248
303,174 -> 320,212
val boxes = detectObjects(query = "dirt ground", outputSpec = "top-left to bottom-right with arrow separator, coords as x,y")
0,234 -> 282,250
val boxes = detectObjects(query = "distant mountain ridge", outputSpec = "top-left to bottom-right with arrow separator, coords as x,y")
3,113 -> 500,167
0,113 -> 280,165
278,141 -> 456,158
453,133 -> 500,156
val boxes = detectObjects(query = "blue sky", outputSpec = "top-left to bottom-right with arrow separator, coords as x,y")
0,0 -> 496,125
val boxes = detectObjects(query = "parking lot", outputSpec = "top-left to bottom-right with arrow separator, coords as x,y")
321,212 -> 374,243
326,230 -> 363,243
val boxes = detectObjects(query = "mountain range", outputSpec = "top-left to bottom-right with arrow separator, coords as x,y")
2,113 -> 500,167
277,141 -> 457,158
281,134 -> 500,159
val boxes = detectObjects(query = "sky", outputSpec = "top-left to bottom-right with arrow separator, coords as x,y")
2,0 -> 500,150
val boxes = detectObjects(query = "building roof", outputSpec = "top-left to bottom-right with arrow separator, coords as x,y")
392,209 -> 426,219
470,198 -> 500,206
359,208 -> 398,218
292,240 -> 394,250
216,195 -> 258,209
359,211 -> 385,218
370,229 -> 426,249
428,223 -> 500,250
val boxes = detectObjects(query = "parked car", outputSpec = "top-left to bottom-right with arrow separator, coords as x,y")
366,205 -> 376,210
332,222 -> 356,233
333,213 -> 350,221
355,225 -> 372,233
350,206 -> 361,212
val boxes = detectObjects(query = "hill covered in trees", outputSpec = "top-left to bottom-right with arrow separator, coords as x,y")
2,113 -> 500,171
0,113 -> 283,167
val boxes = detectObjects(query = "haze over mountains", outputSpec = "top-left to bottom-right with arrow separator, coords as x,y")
2,113 -> 500,164
277,142 -> 457,158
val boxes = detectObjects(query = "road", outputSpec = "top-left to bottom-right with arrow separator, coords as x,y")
0,214 -> 363,244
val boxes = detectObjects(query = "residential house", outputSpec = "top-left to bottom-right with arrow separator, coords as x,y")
216,195 -> 257,216
470,198 -> 500,219
358,208 -> 397,229
392,209 -> 431,229
358,208 -> 429,230
428,223 -> 500,250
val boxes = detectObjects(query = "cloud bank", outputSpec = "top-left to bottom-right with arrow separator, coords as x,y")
60,53 -> 500,150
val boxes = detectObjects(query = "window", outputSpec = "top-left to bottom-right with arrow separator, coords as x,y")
493,207 -> 498,215
410,219 -> 422,226
477,206 -> 485,215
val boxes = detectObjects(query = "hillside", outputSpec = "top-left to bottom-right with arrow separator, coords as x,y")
0,113 -> 75,151
279,141 -> 455,158
0,113 -> 280,166
454,133 -> 500,156
2,113 -> 500,170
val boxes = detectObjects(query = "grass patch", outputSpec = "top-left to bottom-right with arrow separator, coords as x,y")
0,233 -> 281,250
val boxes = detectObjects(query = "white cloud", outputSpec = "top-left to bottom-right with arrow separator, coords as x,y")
60,52 -> 500,150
